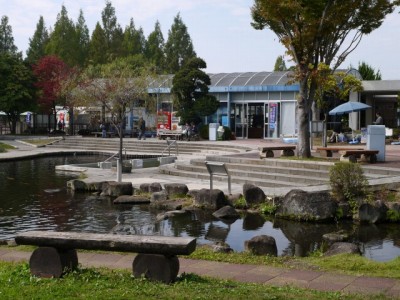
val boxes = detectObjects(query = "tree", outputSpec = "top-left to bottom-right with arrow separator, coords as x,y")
122,18 -> 146,57
0,53 -> 35,134
46,5 -> 79,66
0,15 -> 18,54
26,16 -> 49,65
73,58 -> 153,181
171,57 -> 219,124
357,61 -> 382,80
145,21 -> 165,72
251,0 -> 399,157
273,55 -> 287,71
101,0 -> 123,61
75,9 -> 90,67
89,23 -> 107,65
164,13 -> 196,74
32,55 -> 71,130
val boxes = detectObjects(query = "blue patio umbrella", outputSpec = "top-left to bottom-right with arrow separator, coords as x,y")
329,102 -> 371,115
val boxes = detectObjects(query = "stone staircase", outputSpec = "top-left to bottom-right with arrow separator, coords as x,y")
47,136 -> 400,190
47,136 -> 252,156
159,153 -> 400,189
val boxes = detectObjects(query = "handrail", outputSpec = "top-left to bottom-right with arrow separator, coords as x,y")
161,139 -> 179,157
103,148 -> 127,163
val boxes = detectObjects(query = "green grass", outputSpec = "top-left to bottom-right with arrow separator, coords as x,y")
0,261 -> 389,300
0,142 -> 15,153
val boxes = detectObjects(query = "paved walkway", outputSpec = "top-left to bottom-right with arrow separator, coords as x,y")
1,137 -> 400,298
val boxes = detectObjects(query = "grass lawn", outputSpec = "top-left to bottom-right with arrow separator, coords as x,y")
0,142 -> 15,152
0,261 -> 390,300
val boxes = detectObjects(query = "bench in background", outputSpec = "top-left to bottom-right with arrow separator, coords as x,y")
15,231 -> 196,283
258,145 -> 296,158
316,147 -> 363,157
339,149 -> 379,163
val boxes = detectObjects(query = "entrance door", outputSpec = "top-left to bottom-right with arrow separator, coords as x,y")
264,102 -> 280,138
231,103 -> 248,139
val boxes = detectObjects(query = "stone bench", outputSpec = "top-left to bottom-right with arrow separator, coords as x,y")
258,145 -> 296,158
316,147 -> 363,157
15,231 -> 196,283
158,131 -> 183,140
338,149 -> 379,163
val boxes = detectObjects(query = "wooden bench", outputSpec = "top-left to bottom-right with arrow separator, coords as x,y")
258,145 -> 296,158
316,147 -> 363,157
339,149 -> 379,163
15,231 -> 196,283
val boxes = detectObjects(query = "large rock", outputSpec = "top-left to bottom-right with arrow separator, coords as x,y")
101,181 -> 133,197
150,200 -> 184,210
140,182 -> 163,193
150,191 -> 168,202
324,242 -> 361,256
67,180 -> 103,192
322,230 -> 349,246
164,183 -> 189,197
275,189 -> 337,222
193,189 -> 229,210
244,235 -> 277,256
243,184 -> 265,206
355,201 -> 389,224
212,205 -> 240,220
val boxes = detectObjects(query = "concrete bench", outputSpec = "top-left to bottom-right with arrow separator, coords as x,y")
258,145 -> 296,158
338,149 -> 379,163
316,147 -> 363,157
15,231 -> 196,283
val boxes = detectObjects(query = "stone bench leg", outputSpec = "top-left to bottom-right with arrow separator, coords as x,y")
340,155 -> 357,163
360,154 -> 377,163
132,254 -> 179,284
281,149 -> 295,156
29,247 -> 78,278
259,150 -> 274,159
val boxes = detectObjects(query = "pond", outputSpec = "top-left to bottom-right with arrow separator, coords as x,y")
0,154 -> 399,262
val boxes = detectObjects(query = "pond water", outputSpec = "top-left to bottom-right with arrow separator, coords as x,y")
0,154 -> 399,262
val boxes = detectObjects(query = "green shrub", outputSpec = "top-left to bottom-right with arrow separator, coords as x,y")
233,196 -> 247,209
329,162 -> 369,203
199,124 -> 209,139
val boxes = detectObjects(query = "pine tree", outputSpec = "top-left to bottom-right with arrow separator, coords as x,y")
75,9 -> 90,67
273,55 -> 287,71
122,18 -> 145,57
101,0 -> 123,61
0,15 -> 18,54
26,16 -> 49,65
145,21 -> 165,72
164,13 -> 196,74
45,5 -> 79,66
89,22 -> 107,65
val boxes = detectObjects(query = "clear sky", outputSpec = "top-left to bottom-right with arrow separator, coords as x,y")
2,0 -> 400,79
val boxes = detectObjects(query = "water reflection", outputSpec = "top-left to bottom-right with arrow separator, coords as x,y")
0,155 -> 399,261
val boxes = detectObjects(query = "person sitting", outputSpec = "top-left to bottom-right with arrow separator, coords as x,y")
373,112 -> 383,125
329,123 -> 342,143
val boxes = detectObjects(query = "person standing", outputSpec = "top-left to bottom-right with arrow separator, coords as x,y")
138,117 -> 146,140
374,112 -> 383,125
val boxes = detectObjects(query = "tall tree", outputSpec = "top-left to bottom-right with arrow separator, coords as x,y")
122,18 -> 146,56
145,21 -> 165,72
26,16 -> 49,65
46,5 -> 79,66
171,57 -> 219,124
75,9 -> 90,67
0,15 -> 18,54
251,0 -> 399,158
164,13 -> 196,74
358,61 -> 382,80
89,22 -> 107,65
32,55 -> 70,130
273,55 -> 287,71
101,0 -> 123,61
0,53 -> 35,134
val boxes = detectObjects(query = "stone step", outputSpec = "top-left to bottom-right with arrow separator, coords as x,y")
171,163 -> 328,185
159,164 -> 308,188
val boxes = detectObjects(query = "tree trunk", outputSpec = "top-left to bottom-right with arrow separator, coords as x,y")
297,78 -> 312,158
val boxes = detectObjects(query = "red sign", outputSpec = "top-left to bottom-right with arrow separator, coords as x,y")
157,111 -> 171,130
